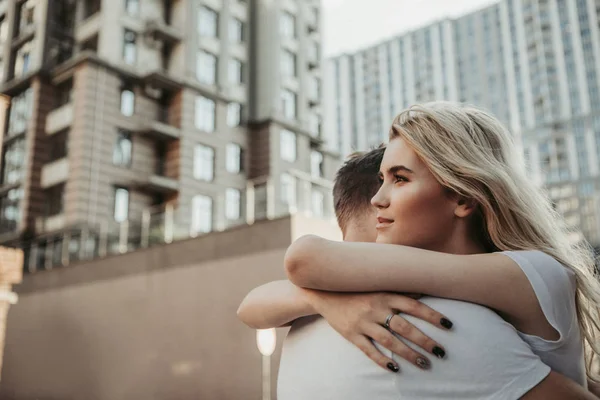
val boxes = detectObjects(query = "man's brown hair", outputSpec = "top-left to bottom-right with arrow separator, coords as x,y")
333,147 -> 385,232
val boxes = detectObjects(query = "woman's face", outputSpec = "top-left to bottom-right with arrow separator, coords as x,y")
371,137 -> 461,250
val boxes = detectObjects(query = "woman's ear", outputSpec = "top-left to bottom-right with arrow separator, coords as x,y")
454,197 -> 478,218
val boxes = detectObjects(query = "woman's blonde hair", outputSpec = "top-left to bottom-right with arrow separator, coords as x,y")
390,101 -> 600,380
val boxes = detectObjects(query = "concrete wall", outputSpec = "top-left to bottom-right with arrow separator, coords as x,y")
0,216 -> 312,400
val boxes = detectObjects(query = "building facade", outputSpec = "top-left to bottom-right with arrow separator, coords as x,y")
0,0 -> 338,271
325,0 -> 600,246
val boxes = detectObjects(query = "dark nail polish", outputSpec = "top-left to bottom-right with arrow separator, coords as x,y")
432,346 -> 446,359
440,318 -> 453,329
416,357 -> 430,370
387,362 -> 399,373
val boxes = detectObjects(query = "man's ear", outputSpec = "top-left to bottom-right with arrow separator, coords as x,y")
454,197 -> 478,218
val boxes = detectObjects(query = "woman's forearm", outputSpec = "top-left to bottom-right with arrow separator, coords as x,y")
237,280 -> 318,329
284,235 -> 534,322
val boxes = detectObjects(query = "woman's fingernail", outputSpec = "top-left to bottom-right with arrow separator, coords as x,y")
440,318 -> 453,329
387,362 -> 399,373
432,346 -> 446,359
416,357 -> 430,370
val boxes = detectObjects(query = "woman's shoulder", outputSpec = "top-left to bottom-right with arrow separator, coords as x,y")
499,250 -> 578,342
499,249 -> 575,287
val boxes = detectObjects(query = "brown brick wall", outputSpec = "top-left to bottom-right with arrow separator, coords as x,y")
22,79 -> 54,233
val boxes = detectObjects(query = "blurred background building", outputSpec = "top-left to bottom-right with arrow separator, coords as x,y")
325,0 -> 600,247
0,0 -> 338,272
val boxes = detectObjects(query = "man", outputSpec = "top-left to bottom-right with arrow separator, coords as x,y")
239,148 -> 597,399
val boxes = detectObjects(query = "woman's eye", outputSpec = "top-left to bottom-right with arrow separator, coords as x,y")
394,175 -> 408,183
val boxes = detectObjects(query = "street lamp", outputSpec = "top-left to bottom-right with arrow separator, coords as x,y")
256,328 -> 277,400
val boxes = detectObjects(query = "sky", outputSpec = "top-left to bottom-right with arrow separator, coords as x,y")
322,0 -> 500,57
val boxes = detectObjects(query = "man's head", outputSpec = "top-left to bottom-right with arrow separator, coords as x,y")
333,147 -> 385,242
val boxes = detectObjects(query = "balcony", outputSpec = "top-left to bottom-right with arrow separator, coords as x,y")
133,174 -> 178,195
41,158 -> 68,188
145,19 -> 182,43
46,103 -> 73,134
75,13 -> 101,43
36,214 -> 65,233
135,119 -> 180,141
141,70 -> 182,93
135,106 -> 180,141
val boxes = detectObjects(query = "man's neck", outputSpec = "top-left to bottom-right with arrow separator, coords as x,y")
343,227 -> 370,243
343,232 -> 364,243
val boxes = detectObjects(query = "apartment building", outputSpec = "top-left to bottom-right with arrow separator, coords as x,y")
324,0 -> 600,246
0,0 -> 337,271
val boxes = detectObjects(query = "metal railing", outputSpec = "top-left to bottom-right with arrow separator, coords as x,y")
20,172 -> 336,273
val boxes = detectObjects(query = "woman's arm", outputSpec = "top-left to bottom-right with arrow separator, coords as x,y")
285,235 -> 554,339
237,280 -> 317,329
238,279 -> 453,371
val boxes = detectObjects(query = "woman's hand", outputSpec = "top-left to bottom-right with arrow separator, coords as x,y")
305,290 -> 453,372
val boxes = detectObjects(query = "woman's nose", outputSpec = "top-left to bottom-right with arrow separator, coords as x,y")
371,185 -> 389,209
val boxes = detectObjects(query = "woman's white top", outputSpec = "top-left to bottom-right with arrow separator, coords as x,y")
277,250 -> 585,399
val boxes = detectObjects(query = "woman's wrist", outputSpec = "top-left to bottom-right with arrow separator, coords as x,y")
298,286 -> 325,316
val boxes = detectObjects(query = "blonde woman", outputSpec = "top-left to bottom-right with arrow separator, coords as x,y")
241,102 -> 600,394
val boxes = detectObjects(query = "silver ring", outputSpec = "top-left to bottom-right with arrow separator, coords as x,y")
384,313 -> 396,330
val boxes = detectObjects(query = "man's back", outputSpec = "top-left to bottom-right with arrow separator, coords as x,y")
278,297 -> 550,400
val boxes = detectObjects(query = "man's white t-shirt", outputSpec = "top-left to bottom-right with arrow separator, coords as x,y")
277,250 -> 585,400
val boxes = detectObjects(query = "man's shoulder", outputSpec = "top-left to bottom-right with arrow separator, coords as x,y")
407,297 -> 516,341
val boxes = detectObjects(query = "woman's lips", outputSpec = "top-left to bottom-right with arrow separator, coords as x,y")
376,217 -> 394,229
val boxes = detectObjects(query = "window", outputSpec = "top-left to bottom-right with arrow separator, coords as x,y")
17,2 -> 35,35
229,18 -> 243,42
1,138 -> 25,184
311,190 -> 324,218
310,151 -> 324,178
194,144 -> 214,181
120,88 -> 135,116
281,173 -> 296,206
194,96 -> 216,132
227,102 -> 241,127
198,6 -> 218,38
7,88 -> 32,136
309,113 -> 320,137
226,188 -> 241,220
191,195 -> 212,234
22,53 -> 30,74
113,187 -> 129,222
125,0 -> 139,16
0,188 -> 22,234
310,77 -> 320,99
310,7 -> 319,27
309,41 -> 319,62
0,18 -> 7,45
14,42 -> 31,77
49,129 -> 69,162
281,50 -> 296,77
280,12 -> 296,38
55,79 -> 73,108
123,29 -> 137,65
45,184 -> 64,217
113,130 -> 132,167
281,89 -> 296,119
226,143 -> 242,173
196,50 -> 217,85
229,59 -> 243,84
280,129 -> 296,162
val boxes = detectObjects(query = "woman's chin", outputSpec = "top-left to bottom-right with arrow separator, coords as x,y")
375,234 -> 394,244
